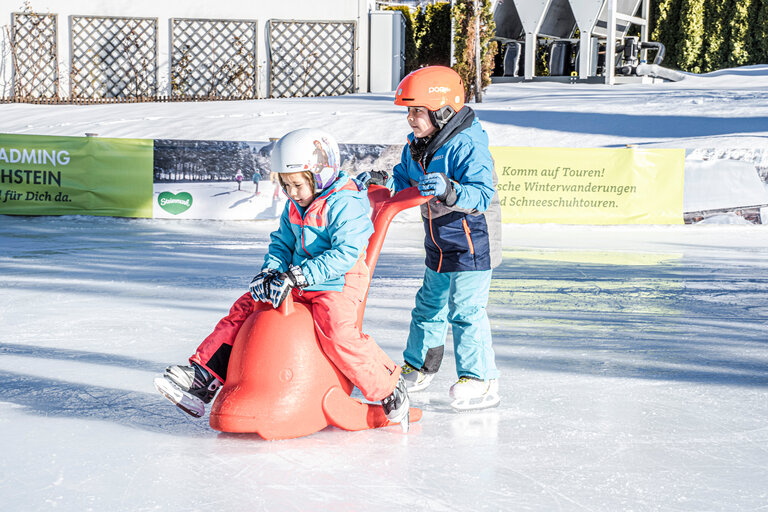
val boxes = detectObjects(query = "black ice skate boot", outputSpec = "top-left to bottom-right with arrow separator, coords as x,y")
381,375 -> 410,432
154,362 -> 222,418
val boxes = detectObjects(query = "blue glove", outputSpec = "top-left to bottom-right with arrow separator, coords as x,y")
249,269 -> 278,302
267,264 -> 309,308
418,173 -> 458,206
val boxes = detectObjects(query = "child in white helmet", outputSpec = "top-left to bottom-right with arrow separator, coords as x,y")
155,128 -> 410,429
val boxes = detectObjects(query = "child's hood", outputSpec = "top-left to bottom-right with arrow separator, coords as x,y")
288,170 -> 356,214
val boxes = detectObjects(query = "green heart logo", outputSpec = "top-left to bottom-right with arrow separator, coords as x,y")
158,191 -> 193,215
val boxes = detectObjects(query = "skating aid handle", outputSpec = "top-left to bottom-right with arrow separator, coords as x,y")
278,187 -> 428,323
365,186 -> 431,275
356,186 -> 431,329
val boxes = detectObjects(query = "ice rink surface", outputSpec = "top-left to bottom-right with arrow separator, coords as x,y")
1,214 -> 766,511
2,64 -> 768,510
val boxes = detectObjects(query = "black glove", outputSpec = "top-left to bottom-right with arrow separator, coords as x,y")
356,170 -> 390,189
267,264 -> 309,308
249,269 -> 278,302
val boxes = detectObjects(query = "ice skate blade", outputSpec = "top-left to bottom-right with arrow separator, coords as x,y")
450,395 -> 501,412
403,370 -> 435,393
405,380 -> 432,393
399,410 -> 410,433
154,376 -> 205,418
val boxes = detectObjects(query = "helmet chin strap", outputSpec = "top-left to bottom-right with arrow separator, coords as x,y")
428,105 -> 456,130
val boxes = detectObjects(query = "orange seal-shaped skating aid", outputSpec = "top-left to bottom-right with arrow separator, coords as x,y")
209,186 -> 429,440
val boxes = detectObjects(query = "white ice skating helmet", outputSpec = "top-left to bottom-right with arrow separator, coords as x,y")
271,128 -> 341,192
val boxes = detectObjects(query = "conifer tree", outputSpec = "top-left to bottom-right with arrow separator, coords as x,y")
651,0 -> 682,70
452,0 -> 497,101
751,0 -> 768,64
418,2 -> 452,67
702,0 -> 726,73
676,0 -> 705,73
726,0 -> 753,67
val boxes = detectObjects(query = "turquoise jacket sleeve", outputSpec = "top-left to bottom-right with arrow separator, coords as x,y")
262,202 -> 295,273
392,145 -> 414,193
444,133 -> 495,213
300,191 -> 373,287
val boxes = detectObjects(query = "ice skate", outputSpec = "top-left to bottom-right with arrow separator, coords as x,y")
154,363 -> 222,418
382,375 -> 410,432
449,377 -> 500,411
401,362 -> 435,392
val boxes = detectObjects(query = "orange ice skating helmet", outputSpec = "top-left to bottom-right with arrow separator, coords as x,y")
394,66 -> 465,129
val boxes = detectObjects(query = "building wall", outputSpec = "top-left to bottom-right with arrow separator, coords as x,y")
0,0 -> 374,97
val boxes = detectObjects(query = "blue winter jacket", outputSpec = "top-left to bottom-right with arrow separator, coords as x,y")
262,171 -> 373,291
393,107 -> 502,272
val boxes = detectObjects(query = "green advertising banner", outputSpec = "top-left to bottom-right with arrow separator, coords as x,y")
0,134 -> 153,218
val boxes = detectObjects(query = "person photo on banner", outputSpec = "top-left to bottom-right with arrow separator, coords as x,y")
235,169 -> 244,190
252,170 -> 261,195
270,170 -> 282,201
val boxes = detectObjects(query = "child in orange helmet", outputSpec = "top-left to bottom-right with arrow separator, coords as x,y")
389,66 -> 502,410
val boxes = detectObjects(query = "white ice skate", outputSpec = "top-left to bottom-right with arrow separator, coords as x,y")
154,375 -> 206,418
401,362 -> 435,392
449,377 -> 500,411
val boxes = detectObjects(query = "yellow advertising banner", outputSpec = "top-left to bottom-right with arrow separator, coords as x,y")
491,147 -> 685,224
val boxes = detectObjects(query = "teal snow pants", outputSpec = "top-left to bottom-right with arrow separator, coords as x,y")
403,267 -> 499,381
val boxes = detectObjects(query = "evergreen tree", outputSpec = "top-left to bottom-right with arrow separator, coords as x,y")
452,0 -> 497,100
701,0 -> 727,73
726,0 -> 753,67
751,0 -> 768,64
676,0 -> 705,73
651,0 -> 682,70
413,5 -> 427,64
418,2 -> 452,67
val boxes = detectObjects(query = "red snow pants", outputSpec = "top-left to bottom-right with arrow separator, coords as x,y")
190,259 -> 400,401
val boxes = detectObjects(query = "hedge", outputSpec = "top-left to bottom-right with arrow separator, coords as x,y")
652,0 -> 768,73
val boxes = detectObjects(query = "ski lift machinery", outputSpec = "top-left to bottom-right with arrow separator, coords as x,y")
491,0 -> 683,84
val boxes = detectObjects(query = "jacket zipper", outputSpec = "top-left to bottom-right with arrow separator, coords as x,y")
419,160 -> 443,272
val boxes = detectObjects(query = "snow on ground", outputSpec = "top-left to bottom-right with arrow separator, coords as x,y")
4,65 -> 768,150
1,67 -> 768,510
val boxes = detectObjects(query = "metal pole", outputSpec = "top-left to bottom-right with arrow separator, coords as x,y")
606,0 -> 617,85
641,0 -> 650,63
474,0 -> 482,102
450,0 -> 455,66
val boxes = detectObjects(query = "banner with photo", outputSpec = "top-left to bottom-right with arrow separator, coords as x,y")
151,139 -> 401,220
491,147 -> 686,225
0,134 -> 153,218
3,133 -> 767,225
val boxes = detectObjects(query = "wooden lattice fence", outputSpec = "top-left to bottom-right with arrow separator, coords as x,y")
171,18 -> 258,99
10,11 -> 58,98
268,19 -> 356,98
69,15 -> 158,99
